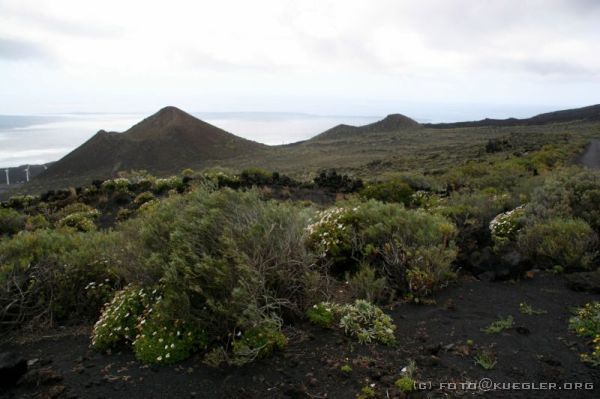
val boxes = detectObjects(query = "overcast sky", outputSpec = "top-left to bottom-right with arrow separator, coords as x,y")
1,0 -> 599,119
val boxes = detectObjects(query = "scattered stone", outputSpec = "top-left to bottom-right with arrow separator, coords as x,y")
43,384 -> 66,399
444,298 -> 456,310
0,352 -> 28,388
515,326 -> 530,335
565,271 -> 600,293
477,271 -> 496,282
425,343 -> 442,355
283,383 -> 306,399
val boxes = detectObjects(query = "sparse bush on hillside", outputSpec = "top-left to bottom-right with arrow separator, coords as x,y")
0,208 -> 26,236
240,167 -> 273,186
527,168 -> 600,233
101,178 -> 130,193
57,208 -> 100,232
314,169 -> 363,192
7,195 -> 38,210
153,176 -> 184,194
517,218 -> 598,270
133,191 -> 155,206
360,179 -> 414,206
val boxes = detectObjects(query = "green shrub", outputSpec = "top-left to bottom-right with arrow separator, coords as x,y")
116,208 -> 134,222
306,302 -> 337,328
101,178 -> 130,192
437,190 -> 519,270
338,300 -> 396,345
230,317 -> 286,365
569,302 -> 600,338
133,304 -> 207,365
307,300 -> 396,346
52,202 -> 95,221
0,229 -> 122,327
528,168 -> 600,233
517,218 -> 598,270
0,208 -> 26,235
7,195 -> 38,209
360,179 -> 414,206
25,214 -> 50,231
93,285 -> 207,364
306,200 -> 457,297
314,169 -> 363,192
57,209 -> 99,232
348,265 -> 389,303
395,376 -> 415,393
112,187 -> 317,363
153,177 -> 184,194
134,191 -> 155,206
240,167 -> 273,186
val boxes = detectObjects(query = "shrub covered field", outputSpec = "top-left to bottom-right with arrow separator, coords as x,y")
1,142 -> 600,398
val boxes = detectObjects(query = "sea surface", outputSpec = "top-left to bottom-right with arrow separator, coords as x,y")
0,112 -> 380,167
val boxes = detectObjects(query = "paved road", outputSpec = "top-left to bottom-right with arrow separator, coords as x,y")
578,139 -> 600,169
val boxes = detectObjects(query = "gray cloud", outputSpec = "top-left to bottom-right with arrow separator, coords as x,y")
0,3 -> 123,39
0,37 -> 51,61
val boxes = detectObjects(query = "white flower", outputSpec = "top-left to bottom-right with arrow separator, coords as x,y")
157,356 -> 163,361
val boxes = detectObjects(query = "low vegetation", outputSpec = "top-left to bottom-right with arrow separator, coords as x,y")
569,302 -> 600,367
1,138 -> 599,373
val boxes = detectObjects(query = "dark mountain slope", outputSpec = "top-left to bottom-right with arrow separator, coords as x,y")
310,113 -> 420,141
426,104 -> 600,129
38,106 -> 267,181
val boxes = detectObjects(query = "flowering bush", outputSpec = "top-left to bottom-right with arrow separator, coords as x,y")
305,206 -> 355,259
307,300 -> 396,346
133,312 -> 207,365
91,286 -> 155,351
489,206 -> 525,245
92,285 -> 207,364
101,178 -> 130,192
569,302 -> 600,367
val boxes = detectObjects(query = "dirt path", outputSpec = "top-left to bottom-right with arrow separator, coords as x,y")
2,273 -> 600,398
577,139 -> 600,169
